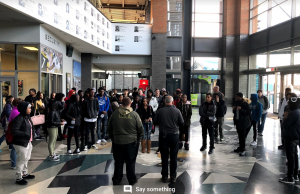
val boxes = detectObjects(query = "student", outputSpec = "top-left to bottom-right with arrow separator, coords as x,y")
154,89 -> 162,105
132,87 -> 138,98
12,102 -> 35,185
65,94 -> 81,155
199,93 -> 216,154
82,88 -> 99,151
0,95 -> 13,151
33,91 -> 45,140
247,93 -> 263,146
233,92 -> 252,156
146,89 -> 158,113
174,92 -> 182,107
177,94 -> 192,150
117,94 -> 123,106
47,93 -> 65,161
279,94 -> 300,184
137,98 -> 153,153
96,87 -> 110,145
131,95 -> 140,112
213,92 -> 226,143
257,89 -> 270,136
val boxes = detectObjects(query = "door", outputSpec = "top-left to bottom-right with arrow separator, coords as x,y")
261,74 -> 276,113
0,76 -> 16,112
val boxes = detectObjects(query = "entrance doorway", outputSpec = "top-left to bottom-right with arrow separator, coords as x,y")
0,76 -> 17,112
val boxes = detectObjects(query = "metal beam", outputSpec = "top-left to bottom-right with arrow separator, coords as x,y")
102,4 -> 145,10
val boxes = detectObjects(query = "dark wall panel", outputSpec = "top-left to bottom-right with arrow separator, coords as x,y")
268,21 -> 291,45
293,17 -> 300,38
249,30 -> 268,50
193,38 -> 222,53
166,37 -> 182,52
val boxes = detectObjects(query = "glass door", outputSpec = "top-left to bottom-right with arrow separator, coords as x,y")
0,77 -> 16,112
261,74 -> 276,113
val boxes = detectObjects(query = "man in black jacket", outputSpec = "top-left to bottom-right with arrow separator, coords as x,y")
24,88 -> 37,116
199,93 -> 216,154
154,96 -> 184,183
233,92 -> 252,156
213,92 -> 226,143
82,88 -> 99,151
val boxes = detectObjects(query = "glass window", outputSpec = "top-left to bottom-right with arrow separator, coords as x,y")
167,21 -> 182,36
195,14 -> 222,22
294,46 -> 300,65
269,48 -> 291,67
167,57 -> 181,70
294,74 -> 300,96
251,1 -> 268,17
195,0 -> 222,13
18,72 -> 39,99
249,54 -> 267,69
193,57 -> 220,70
168,0 -> 182,12
194,22 -> 222,37
271,0 -> 292,26
41,73 -> 49,97
251,0 -> 267,9
0,44 -> 15,70
168,12 -> 182,21
17,45 -> 39,70
250,12 -> 268,34
296,0 -> 300,17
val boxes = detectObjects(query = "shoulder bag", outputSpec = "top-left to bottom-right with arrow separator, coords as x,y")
31,109 -> 45,125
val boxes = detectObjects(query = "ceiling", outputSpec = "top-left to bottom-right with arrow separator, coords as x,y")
93,63 -> 149,71
0,4 -> 39,23
91,0 -> 148,23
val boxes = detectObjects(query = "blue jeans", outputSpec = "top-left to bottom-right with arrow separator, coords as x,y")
97,114 -> 108,140
258,113 -> 267,133
142,122 -> 152,140
10,145 -> 17,167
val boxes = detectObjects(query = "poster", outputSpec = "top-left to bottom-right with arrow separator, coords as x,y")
73,60 -> 81,90
18,80 -> 23,96
1,82 -> 10,97
191,94 -> 198,106
40,44 -> 63,74
66,73 -> 71,95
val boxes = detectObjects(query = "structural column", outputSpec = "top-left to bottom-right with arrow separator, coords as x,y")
181,0 -> 192,100
81,53 -> 93,90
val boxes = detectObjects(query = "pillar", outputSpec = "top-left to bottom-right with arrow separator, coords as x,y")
81,53 -> 93,90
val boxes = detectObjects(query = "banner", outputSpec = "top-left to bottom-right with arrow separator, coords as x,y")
191,94 -> 198,106
40,44 -> 63,74
73,60 -> 81,90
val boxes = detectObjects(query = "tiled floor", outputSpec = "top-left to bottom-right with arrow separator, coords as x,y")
0,108 -> 299,194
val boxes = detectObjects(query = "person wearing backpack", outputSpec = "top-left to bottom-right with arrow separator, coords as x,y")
65,94 -> 81,155
47,93 -> 65,161
11,102 -> 35,185
257,89 -> 270,136
246,94 -> 263,146
0,95 -> 13,152
213,92 -> 226,143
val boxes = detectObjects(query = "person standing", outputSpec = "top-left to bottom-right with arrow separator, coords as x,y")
96,87 -> 110,145
279,94 -> 300,184
24,88 -> 37,116
47,93 -> 65,161
137,98 -> 153,154
131,96 -> 140,112
199,93 -> 216,154
33,91 -> 46,140
278,88 -> 292,149
177,94 -> 192,150
257,89 -> 270,136
65,94 -> 81,155
233,92 -> 252,156
247,94 -> 263,146
213,92 -> 226,143
12,102 -> 35,185
154,89 -> 162,105
0,95 -> 13,150
146,89 -> 158,113
213,86 -> 225,100
107,97 -> 144,185
154,96 -> 184,183
132,87 -> 138,98
82,88 -> 99,151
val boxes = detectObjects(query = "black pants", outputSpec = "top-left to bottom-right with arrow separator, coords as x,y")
67,126 -> 79,150
179,125 -> 190,142
112,142 -> 139,184
245,121 -> 257,141
63,124 -> 68,135
236,122 -> 248,151
85,121 -> 96,146
159,133 -> 179,178
285,139 -> 299,179
202,119 -> 214,149
280,120 -> 285,146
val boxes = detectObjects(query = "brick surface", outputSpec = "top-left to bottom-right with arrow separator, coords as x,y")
152,0 -> 167,33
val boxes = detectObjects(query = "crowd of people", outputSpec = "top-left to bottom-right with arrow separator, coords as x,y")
0,85 -> 299,185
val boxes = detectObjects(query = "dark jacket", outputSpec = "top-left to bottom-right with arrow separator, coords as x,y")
11,102 -> 34,147
65,95 -> 81,126
131,101 -> 140,112
1,102 -> 12,128
82,98 -> 99,119
48,101 -> 64,127
199,101 -> 216,124
233,99 -> 252,130
137,105 -> 153,123
282,109 -> 300,140
177,101 -> 192,126
250,94 -> 263,122
213,93 -> 226,117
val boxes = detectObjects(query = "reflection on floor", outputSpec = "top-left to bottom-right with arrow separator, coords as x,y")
0,108 -> 299,194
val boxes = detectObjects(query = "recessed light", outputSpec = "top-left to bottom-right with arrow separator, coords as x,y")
23,46 -> 38,51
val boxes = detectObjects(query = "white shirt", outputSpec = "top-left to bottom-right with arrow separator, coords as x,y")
278,98 -> 287,120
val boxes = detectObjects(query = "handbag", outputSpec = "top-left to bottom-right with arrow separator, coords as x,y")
31,109 -> 45,125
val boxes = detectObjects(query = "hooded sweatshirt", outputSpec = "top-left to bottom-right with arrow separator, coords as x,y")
65,90 -> 74,102
9,106 -> 20,122
249,94 -> 263,122
282,99 -> 300,140
107,107 -> 144,145
96,94 -> 110,115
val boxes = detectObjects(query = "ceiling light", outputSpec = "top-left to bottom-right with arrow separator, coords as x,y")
23,46 -> 38,51
0,48 -> 3,50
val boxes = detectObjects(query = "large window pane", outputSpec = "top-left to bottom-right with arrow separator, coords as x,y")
167,21 -> 182,36
251,0 -> 267,9
249,54 -> 267,69
294,46 -> 300,65
168,12 -> 182,21
168,0 -> 182,12
269,48 -> 291,67
250,12 -> 268,34
193,57 -> 220,70
167,57 -> 181,70
251,1 -> 268,17
194,22 -> 221,37
294,74 -> 300,96
18,45 -> 39,70
18,72 -> 38,99
0,44 -> 15,70
195,14 -> 222,22
195,0 -> 222,13
296,0 -> 300,17
271,0 -> 292,26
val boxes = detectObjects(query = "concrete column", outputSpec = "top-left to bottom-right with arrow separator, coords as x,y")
81,53 -> 93,90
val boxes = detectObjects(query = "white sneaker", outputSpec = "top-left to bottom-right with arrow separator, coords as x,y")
91,144 -> 98,150
96,140 -> 101,144
101,139 -> 107,145
250,141 -> 257,146
84,145 -> 88,151
67,150 -> 73,155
